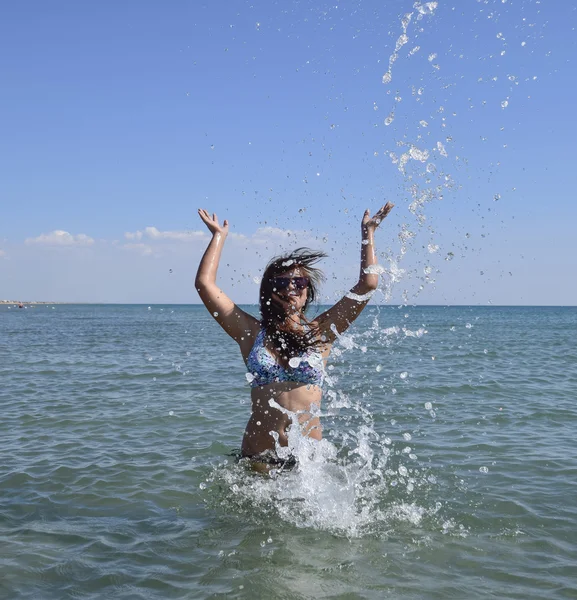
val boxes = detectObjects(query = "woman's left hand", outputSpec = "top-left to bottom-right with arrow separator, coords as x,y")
362,202 -> 394,234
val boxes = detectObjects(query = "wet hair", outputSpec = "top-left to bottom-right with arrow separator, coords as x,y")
259,248 -> 327,359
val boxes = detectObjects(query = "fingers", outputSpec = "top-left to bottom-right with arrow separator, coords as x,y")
198,209 -> 229,232
374,202 -> 394,219
197,209 -> 219,223
377,202 -> 393,214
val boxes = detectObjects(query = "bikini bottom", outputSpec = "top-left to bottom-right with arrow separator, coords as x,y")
231,449 -> 297,471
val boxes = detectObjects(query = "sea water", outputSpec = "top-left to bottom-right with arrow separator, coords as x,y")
1,303 -> 576,599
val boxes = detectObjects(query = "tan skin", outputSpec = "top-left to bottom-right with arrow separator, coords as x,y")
195,204 -> 394,465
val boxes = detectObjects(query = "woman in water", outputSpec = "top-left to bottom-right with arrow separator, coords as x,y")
195,203 -> 394,469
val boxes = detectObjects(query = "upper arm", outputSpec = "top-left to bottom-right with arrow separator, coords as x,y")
315,291 -> 374,343
196,282 -> 260,344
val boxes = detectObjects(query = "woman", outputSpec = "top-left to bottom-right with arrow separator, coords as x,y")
195,203 -> 394,469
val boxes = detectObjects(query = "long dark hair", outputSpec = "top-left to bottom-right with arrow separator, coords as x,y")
259,247 -> 327,360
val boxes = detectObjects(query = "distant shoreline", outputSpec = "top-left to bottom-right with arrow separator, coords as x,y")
1,301 -> 71,305
1,301 -> 576,308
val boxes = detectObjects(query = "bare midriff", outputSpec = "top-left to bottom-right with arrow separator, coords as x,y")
241,381 -> 323,457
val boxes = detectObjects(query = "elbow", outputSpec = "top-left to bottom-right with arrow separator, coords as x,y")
195,276 -> 209,293
357,276 -> 378,293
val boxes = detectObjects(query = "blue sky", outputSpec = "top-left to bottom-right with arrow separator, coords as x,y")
1,0 -> 575,305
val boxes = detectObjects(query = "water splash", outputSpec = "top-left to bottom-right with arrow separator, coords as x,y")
204,314 -> 447,538
382,3 -> 438,85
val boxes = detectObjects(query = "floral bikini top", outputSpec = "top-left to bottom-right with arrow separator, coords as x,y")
246,328 -> 325,388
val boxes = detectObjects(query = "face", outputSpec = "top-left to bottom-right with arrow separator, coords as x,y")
270,267 -> 309,313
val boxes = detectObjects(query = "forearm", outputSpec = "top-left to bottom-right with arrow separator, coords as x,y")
354,228 -> 378,293
195,232 -> 227,288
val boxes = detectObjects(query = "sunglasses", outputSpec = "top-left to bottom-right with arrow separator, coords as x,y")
271,276 -> 309,290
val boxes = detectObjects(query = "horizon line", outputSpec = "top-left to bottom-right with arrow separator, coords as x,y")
2,302 -> 576,308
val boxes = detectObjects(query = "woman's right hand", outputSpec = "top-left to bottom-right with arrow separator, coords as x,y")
198,209 -> 229,236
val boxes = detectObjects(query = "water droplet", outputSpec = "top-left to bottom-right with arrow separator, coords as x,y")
213,312 -> 219,317
409,146 -> 429,162
479,466 -> 489,474
436,141 -> 448,157
169,410 -> 174,416
403,432 -> 412,441
425,402 -> 432,410
399,372 -> 408,379
199,482 -> 207,489
465,323 -> 472,329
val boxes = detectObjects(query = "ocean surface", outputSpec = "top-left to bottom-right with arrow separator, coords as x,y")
1,303 -> 576,599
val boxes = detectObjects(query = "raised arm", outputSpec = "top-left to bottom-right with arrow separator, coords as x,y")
195,209 -> 259,345
316,203 -> 394,342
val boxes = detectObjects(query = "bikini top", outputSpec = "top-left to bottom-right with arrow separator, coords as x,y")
246,328 -> 325,388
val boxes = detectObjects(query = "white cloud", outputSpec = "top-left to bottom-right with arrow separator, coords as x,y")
124,231 -> 143,241
25,230 -> 95,246
124,227 -> 207,242
120,225 -> 320,250
122,243 -> 154,256
254,226 -> 296,239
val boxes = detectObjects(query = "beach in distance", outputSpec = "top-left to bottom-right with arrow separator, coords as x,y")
1,303 -> 576,599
